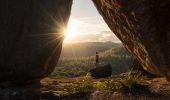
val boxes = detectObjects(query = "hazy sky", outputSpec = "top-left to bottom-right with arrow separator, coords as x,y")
64,0 -> 120,43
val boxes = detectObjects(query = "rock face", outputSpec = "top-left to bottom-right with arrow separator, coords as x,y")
131,60 -> 161,78
1,0 -> 170,86
90,64 -> 112,78
92,0 -> 170,77
0,0 -> 72,85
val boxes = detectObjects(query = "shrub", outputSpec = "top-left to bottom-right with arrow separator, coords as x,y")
93,81 -> 106,90
106,70 -> 143,91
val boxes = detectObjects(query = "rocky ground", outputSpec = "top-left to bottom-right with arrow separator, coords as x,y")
1,76 -> 170,100
40,76 -> 170,100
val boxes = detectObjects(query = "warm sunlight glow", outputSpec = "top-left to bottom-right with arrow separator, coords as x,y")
64,20 -> 78,43
62,0 -> 120,43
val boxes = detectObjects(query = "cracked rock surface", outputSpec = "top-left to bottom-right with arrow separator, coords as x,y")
92,0 -> 170,77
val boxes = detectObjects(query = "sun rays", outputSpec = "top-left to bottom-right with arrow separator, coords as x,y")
64,19 -> 78,43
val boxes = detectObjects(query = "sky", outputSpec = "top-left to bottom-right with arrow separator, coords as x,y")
64,0 -> 120,43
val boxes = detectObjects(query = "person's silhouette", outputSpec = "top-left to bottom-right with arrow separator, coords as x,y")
96,52 -> 99,67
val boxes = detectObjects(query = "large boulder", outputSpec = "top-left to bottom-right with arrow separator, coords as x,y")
131,60 -> 162,78
90,64 -> 112,78
92,0 -> 170,77
0,0 -> 72,85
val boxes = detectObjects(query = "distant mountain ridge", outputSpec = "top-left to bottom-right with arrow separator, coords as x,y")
61,42 -> 130,57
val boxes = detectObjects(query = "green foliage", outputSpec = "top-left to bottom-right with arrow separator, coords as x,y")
119,70 -> 142,90
50,42 -> 134,80
62,82 -> 93,94
48,42 -> 144,96
58,76 -> 94,94
93,81 -> 106,90
106,70 -> 143,91
50,70 -> 144,96
50,47 -> 133,78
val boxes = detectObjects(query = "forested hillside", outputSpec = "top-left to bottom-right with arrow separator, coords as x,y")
51,42 -> 133,77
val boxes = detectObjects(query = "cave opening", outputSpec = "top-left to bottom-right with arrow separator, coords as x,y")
50,0 -> 133,78
1,0 -> 170,99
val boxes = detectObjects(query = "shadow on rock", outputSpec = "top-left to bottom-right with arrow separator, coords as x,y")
0,82 -> 41,100
90,64 -> 112,79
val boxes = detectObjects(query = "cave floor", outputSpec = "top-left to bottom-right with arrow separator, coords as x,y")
1,76 -> 169,100
40,76 -> 170,100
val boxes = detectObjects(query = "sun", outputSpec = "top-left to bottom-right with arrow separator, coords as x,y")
64,19 -> 77,43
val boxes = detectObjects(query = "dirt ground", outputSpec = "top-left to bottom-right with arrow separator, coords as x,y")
40,77 -> 170,100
